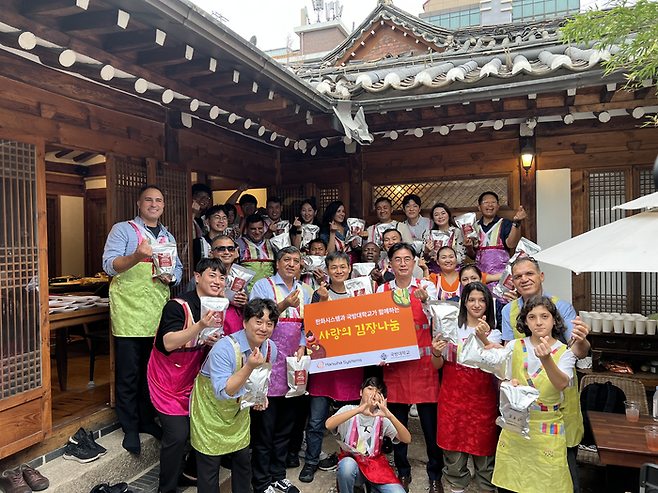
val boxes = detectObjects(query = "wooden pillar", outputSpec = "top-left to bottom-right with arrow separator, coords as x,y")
349,153 -> 363,218
520,152 -> 537,243
571,169 -> 587,311
146,158 -> 157,184
164,110 -> 179,164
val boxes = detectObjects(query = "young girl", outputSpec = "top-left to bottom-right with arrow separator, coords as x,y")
428,246 -> 461,300
326,377 -> 410,493
431,282 -> 501,493
458,264 -> 505,330
490,295 -> 577,493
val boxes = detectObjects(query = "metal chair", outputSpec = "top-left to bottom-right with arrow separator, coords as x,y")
640,463 -> 658,493
578,373 -> 649,465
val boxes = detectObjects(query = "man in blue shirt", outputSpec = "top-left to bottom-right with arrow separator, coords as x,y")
249,246 -> 311,493
102,184 -> 182,454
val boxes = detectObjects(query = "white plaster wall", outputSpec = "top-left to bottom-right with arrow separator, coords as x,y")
60,196 -> 85,276
536,168 -> 573,302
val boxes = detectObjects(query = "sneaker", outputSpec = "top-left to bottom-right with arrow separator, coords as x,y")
286,452 -> 300,468
0,470 -> 31,493
298,463 -> 317,483
272,478 -> 300,493
108,482 -> 130,493
317,453 -> 338,471
409,404 -> 418,417
63,440 -> 101,463
18,464 -> 49,491
262,486 -> 277,493
70,428 -> 107,457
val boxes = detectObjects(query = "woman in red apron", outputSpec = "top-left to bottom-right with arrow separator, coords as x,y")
375,243 -> 443,493
431,282 -> 501,493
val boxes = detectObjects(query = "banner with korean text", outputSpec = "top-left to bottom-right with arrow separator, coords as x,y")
304,290 -> 419,373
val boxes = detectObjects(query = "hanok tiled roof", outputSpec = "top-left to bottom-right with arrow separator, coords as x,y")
294,3 -> 624,107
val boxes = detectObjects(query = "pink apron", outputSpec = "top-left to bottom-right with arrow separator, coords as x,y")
476,218 -> 510,298
147,299 -> 208,415
266,278 -> 305,397
223,303 -> 244,336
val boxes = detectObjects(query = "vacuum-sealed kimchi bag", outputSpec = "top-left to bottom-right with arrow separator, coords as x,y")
457,333 -> 507,380
427,300 -> 460,344
496,381 -> 540,439
303,255 -> 326,275
240,359 -> 273,410
345,277 -> 374,297
352,262 -> 376,278
300,224 -> 320,251
454,213 -> 478,242
199,297 -> 230,341
225,264 -> 256,302
429,230 -> 451,251
151,242 -> 177,279
492,237 -> 541,299
346,218 -> 366,247
286,355 -> 311,397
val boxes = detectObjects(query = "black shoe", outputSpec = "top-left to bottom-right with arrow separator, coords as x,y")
63,441 -> 101,463
271,479 -> 300,493
298,463 -> 317,483
138,423 -> 163,440
89,484 -> 111,493
122,432 -> 141,455
317,453 -> 338,471
286,452 -> 300,469
382,436 -> 393,454
70,428 -> 107,457
108,482 -> 129,493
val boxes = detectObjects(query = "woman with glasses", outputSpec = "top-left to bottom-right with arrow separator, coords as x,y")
375,243 -> 443,493
193,205 -> 230,268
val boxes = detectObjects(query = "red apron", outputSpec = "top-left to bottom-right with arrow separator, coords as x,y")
436,358 -> 498,456
382,281 -> 440,404
338,414 -> 401,485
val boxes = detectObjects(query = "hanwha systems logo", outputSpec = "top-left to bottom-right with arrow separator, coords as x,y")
317,361 -> 325,369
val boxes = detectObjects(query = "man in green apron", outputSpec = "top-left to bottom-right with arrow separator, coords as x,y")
237,214 -> 276,292
102,184 -> 182,455
190,297 -> 280,493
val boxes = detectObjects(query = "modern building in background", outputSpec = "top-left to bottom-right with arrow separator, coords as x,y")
420,0 -> 581,28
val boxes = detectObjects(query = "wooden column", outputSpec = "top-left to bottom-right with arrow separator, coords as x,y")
571,169 -> 587,311
164,110 -> 179,164
520,148 -> 537,243
349,153 -> 363,218
146,157 -> 157,184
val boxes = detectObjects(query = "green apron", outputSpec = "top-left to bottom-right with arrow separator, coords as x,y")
109,261 -> 170,338
492,339 -> 572,493
510,299 -> 584,448
189,339 -> 250,456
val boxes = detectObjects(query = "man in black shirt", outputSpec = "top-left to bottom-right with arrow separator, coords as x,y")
148,258 -> 226,493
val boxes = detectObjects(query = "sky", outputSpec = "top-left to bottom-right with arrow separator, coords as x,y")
191,0 -> 426,51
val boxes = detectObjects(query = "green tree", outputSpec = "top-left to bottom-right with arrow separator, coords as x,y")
561,0 -> 658,124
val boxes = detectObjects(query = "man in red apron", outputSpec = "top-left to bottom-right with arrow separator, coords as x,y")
147,257 -> 226,493
474,191 -> 526,294
375,243 -> 443,493
102,185 -> 183,454
249,246 -> 311,493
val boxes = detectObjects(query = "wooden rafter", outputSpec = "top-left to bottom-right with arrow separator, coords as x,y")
104,29 -> 166,53
59,9 -> 130,35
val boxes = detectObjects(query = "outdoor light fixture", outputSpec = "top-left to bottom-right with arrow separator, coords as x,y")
520,140 -> 535,175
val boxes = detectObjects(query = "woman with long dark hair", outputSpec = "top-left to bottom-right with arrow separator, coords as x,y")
292,198 -> 319,251
427,203 -> 472,273
320,200 -> 358,253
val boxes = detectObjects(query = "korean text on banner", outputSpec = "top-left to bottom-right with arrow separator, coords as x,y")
304,291 -> 420,374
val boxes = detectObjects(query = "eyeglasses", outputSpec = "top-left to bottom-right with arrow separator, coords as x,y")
210,214 -> 228,221
213,245 -> 236,253
391,256 -> 413,265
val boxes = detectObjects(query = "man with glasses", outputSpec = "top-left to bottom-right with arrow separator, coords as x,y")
375,243 -> 442,493
474,191 -> 526,294
192,205 -> 230,268
191,183 -> 213,239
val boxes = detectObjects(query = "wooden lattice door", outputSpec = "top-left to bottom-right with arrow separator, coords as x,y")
0,137 -> 51,459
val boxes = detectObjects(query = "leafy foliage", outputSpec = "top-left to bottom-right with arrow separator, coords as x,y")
560,0 -> 658,124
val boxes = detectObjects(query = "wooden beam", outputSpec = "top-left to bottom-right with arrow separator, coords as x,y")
104,29 -> 166,53
600,83 -> 616,103
21,0 -> 89,17
59,9 -> 130,35
634,86 -> 652,100
165,57 -> 216,78
136,45 -> 194,67
245,96 -> 289,112
0,30 -> 38,51
212,82 -> 256,98
190,70 -> 240,90
55,149 -> 76,159
73,152 -> 95,162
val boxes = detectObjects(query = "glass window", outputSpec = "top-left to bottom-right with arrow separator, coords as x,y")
535,2 -> 545,15
545,0 -> 556,12
523,3 -> 533,18
556,0 -> 568,11
513,5 -> 522,18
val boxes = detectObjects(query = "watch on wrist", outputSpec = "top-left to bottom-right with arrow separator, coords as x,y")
512,221 -> 521,228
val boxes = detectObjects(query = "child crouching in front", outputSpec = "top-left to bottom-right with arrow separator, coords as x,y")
326,377 -> 411,493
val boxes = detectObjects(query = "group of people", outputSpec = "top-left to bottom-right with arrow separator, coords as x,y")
101,183 -> 591,493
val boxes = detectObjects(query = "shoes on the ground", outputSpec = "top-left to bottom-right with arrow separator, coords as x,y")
382,436 -> 393,454
409,404 -> 418,417
271,478 -> 300,493
18,464 -> 49,491
262,486 -> 277,493
286,452 -> 300,469
398,475 -> 412,493
317,452 -> 338,471
428,479 -> 443,493
298,463 -> 317,483
122,432 -> 141,455
107,482 -> 129,493
138,423 -> 163,440
177,473 -> 198,487
63,440 -> 101,463
0,469 -> 31,493
70,428 -> 107,457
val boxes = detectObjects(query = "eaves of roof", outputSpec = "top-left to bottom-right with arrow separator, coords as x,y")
105,0 -> 335,112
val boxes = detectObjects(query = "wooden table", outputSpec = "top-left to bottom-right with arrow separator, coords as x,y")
50,306 -> 110,391
589,410 -> 658,468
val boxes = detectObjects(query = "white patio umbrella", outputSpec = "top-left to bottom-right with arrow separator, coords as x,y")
533,209 -> 658,274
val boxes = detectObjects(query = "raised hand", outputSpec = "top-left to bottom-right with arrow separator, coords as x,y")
246,347 -> 265,369
199,309 -> 217,329
135,238 -> 153,261
312,268 -> 325,284
432,333 -> 448,354
503,290 -> 520,303
233,291 -> 248,307
513,205 -> 527,222
317,281 -> 330,302
463,236 -> 473,247
238,182 -> 250,192
293,217 -> 302,228
570,316 -> 590,342
475,316 -> 490,337
413,285 -> 429,302
534,336 -> 553,360
283,289 -> 301,309
330,220 -> 339,233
